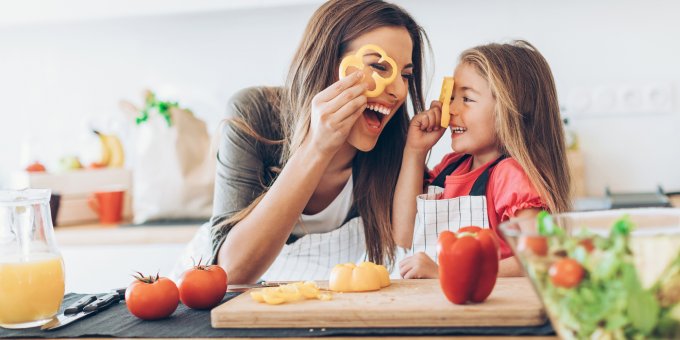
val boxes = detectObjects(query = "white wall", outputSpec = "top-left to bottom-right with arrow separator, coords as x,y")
1,0 -> 679,196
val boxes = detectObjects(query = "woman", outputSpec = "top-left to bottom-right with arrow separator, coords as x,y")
210,0 -> 429,284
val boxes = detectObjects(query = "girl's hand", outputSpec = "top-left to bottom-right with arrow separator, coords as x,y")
405,100 -> 447,153
307,71 -> 368,155
399,252 -> 439,279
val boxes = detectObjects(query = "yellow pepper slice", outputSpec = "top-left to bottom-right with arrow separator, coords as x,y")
317,292 -> 333,301
250,290 -> 264,303
250,281 -> 330,305
439,77 -> 454,128
339,44 -> 398,98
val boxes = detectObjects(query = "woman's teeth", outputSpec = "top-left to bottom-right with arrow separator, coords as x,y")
451,127 -> 467,134
366,103 -> 390,115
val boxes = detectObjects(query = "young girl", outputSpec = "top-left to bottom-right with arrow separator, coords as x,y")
392,40 -> 571,279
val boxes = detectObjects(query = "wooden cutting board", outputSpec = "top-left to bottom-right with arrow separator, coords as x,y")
211,277 -> 545,328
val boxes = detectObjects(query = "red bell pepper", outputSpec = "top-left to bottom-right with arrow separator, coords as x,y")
437,226 -> 500,304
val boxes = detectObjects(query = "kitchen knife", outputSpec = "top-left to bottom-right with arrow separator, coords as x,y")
41,288 -> 126,331
227,281 -> 285,291
63,295 -> 97,314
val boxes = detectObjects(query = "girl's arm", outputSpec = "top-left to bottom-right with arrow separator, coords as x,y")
217,73 -> 368,284
499,257 -> 523,277
498,207 -> 542,277
392,101 -> 446,248
399,254 -> 523,279
392,146 -> 427,248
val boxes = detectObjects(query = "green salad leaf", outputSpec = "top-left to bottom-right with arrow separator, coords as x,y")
537,210 -> 564,237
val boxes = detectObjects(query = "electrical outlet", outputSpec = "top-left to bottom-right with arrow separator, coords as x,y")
591,86 -> 617,117
563,81 -> 675,118
645,82 -> 673,113
619,86 -> 644,111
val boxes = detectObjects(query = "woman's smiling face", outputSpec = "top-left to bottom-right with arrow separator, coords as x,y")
343,26 -> 414,152
447,62 -> 498,159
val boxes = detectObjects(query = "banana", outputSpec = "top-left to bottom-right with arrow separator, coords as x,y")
93,130 -> 111,166
93,130 -> 125,167
105,134 -> 125,167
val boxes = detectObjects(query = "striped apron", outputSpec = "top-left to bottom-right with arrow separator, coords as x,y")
261,217 -> 366,281
409,155 -> 505,263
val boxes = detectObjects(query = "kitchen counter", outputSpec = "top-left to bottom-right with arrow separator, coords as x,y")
2,284 -> 557,339
31,224 -> 561,339
8,336 -> 557,339
54,222 -> 200,246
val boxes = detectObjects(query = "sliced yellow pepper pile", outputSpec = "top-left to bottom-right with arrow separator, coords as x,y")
329,261 -> 391,292
250,281 -> 332,305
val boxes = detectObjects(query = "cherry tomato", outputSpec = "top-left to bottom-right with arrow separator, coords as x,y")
179,264 -> 228,310
125,272 -> 179,320
549,258 -> 584,288
518,236 -> 548,256
578,238 -> 595,253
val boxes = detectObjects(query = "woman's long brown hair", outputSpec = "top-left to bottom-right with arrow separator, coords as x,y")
460,40 -> 572,213
219,0 -> 429,265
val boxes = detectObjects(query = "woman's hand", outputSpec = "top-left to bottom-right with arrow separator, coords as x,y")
308,71 -> 368,155
399,252 -> 439,279
405,100 -> 446,153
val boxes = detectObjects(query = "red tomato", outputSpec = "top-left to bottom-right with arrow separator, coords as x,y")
549,258 -> 584,288
578,238 -> 595,253
179,264 -> 228,310
518,236 -> 548,256
125,273 -> 179,320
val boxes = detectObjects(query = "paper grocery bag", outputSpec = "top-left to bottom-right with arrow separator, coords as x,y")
132,106 -> 214,224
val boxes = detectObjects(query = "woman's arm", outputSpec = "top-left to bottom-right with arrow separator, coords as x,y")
217,73 -> 368,284
218,142 -> 335,283
392,101 -> 445,248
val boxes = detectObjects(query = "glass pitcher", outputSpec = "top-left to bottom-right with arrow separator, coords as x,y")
0,189 -> 65,329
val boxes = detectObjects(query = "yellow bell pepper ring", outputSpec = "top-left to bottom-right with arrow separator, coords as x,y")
439,77 -> 454,128
328,261 -> 391,292
339,44 -> 399,98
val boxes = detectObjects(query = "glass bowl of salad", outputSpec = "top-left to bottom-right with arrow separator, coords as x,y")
500,208 -> 680,339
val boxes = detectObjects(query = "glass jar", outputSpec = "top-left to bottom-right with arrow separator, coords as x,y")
0,189 -> 65,329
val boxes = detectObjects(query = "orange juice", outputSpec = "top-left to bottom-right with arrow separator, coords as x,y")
0,253 -> 65,327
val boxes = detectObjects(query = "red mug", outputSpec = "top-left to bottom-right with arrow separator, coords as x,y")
88,190 -> 124,224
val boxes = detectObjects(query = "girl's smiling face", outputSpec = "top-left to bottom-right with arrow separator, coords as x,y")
448,63 -> 499,161
343,26 -> 414,152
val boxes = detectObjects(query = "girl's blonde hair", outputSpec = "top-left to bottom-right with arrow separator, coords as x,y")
219,0 -> 429,265
460,40 -> 572,213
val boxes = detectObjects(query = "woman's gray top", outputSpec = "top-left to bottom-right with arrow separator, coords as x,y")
209,86 -> 285,263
